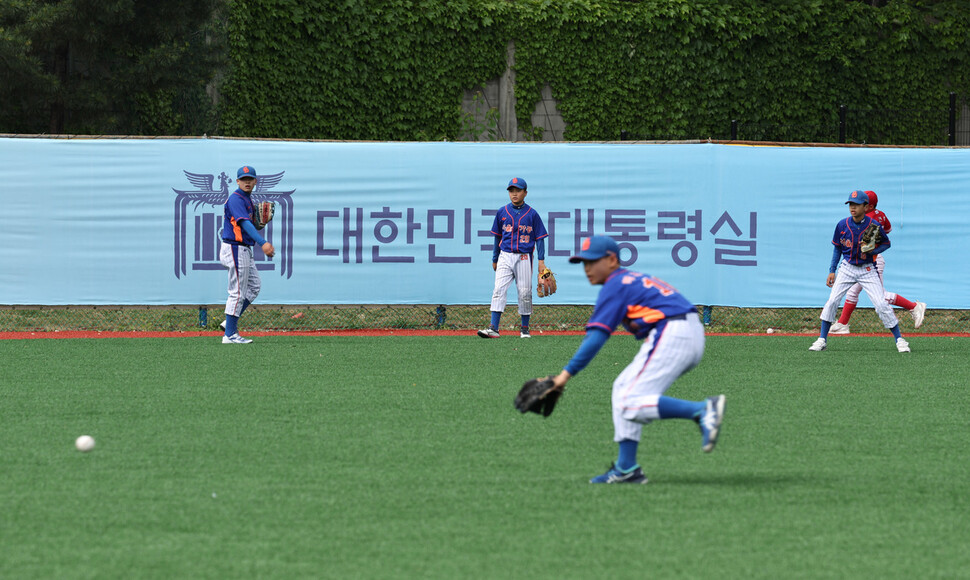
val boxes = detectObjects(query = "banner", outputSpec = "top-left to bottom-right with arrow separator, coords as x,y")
2,138 -> 965,307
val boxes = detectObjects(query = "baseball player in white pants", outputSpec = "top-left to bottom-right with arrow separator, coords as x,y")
220,165 -> 275,344
478,178 -> 548,339
810,190 -> 909,353
831,190 -> 926,334
547,236 -> 725,485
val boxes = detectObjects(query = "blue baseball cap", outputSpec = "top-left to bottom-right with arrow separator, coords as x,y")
569,235 -> 620,263
237,165 -> 258,179
846,190 -> 869,205
507,177 -> 527,190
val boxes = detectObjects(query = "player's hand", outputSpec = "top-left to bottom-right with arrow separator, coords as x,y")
826,273 -> 835,287
553,370 -> 572,389
262,242 -> 276,258
492,262 -> 497,271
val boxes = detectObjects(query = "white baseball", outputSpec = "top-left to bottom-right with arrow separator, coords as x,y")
75,435 -> 96,452
766,328 -> 775,334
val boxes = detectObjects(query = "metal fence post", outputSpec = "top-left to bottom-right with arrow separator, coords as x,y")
435,305 -> 447,328
730,120 -> 738,140
838,105 -> 847,143
199,306 -> 208,327
703,306 -> 712,326
949,92 -> 957,146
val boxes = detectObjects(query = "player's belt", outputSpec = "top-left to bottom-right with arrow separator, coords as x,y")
666,313 -> 689,321
222,240 -> 252,247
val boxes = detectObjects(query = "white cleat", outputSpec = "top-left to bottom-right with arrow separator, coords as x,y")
829,322 -> 850,335
896,338 -> 911,353
477,328 -> 500,338
222,333 -> 253,344
809,337 -> 827,351
911,302 -> 926,329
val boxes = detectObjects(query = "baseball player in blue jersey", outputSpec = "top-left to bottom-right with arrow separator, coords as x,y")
810,190 -> 909,353
219,165 -> 275,344
545,236 -> 725,484
477,177 -> 548,338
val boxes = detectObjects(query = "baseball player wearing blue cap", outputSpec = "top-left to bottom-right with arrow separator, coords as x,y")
477,178 -> 548,338
810,190 -> 909,352
546,235 -> 725,484
219,165 -> 275,344
830,190 -> 926,334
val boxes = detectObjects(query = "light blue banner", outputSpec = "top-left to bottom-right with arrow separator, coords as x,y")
2,138 -> 966,308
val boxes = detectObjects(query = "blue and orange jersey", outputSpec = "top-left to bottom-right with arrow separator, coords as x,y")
587,268 -> 697,340
489,203 -> 548,254
832,215 -> 890,266
222,189 -> 257,246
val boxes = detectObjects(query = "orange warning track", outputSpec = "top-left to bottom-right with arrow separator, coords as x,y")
1,330 -> 967,340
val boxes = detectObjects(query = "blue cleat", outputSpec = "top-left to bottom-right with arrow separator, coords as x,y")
699,395 -> 726,453
590,463 -> 648,484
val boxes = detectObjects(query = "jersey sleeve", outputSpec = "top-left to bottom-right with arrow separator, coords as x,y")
532,213 -> 548,240
585,283 -> 627,334
489,209 -> 502,236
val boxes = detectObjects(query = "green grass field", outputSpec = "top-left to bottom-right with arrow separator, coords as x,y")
2,335 -> 968,579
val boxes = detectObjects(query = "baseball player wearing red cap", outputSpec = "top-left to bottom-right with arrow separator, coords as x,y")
219,165 -> 275,344
830,190 -> 926,334
545,235 -> 725,484
810,190 -> 909,353
477,177 -> 548,338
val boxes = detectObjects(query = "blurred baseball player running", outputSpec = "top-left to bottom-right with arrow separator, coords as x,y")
546,236 -> 724,484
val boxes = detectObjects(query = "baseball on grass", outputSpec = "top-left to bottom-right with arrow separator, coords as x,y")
766,328 -> 775,334
75,435 -> 96,452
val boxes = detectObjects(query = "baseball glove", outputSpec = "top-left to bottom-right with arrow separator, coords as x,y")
514,375 -> 563,417
860,222 -> 881,253
537,267 -> 557,297
252,201 -> 276,230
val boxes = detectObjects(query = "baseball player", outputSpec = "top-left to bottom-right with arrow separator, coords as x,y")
830,190 -> 926,334
477,177 -> 548,339
219,165 -> 275,344
810,190 -> 909,353
546,235 -> 725,484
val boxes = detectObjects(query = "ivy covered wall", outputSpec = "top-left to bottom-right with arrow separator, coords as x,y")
221,0 -> 970,144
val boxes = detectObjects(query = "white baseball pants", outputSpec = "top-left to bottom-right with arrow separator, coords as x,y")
611,313 -> 706,442
220,243 -> 261,317
844,254 -> 898,304
489,251 -> 533,315
821,260 -> 897,328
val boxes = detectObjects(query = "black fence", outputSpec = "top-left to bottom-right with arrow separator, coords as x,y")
622,92 -> 963,146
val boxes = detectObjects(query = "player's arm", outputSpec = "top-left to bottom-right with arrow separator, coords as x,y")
491,233 -> 501,270
240,219 -> 275,258
536,238 -> 546,272
553,327 -> 611,388
827,244 -> 840,287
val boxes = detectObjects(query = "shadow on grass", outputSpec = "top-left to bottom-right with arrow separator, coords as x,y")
654,472 -> 809,486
